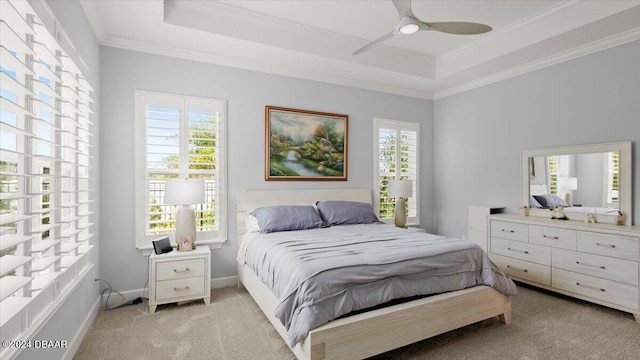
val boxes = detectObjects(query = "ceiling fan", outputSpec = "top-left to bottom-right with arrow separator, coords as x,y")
353,0 -> 492,55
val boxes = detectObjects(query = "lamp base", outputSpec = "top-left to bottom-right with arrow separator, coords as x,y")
175,205 -> 196,251
394,197 -> 407,228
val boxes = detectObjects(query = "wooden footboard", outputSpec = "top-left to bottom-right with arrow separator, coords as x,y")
238,263 -> 512,360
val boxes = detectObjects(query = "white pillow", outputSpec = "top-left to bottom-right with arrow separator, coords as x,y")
245,213 -> 261,233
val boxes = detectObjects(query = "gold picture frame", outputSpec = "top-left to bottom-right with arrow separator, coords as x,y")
265,106 -> 348,181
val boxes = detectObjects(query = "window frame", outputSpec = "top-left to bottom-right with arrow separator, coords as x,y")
373,118 -> 420,226
134,90 -> 227,250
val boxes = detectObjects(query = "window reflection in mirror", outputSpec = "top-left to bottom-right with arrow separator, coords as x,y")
528,151 -> 619,210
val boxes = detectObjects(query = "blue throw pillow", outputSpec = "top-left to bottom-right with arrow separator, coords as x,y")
315,201 -> 379,226
249,205 -> 325,233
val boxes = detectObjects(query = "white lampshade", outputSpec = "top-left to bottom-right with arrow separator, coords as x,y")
388,179 -> 413,198
566,177 -> 578,191
164,179 -> 205,205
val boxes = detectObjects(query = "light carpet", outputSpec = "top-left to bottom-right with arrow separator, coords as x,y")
74,283 -> 640,359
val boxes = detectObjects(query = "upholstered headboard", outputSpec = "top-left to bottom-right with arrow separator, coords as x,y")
530,184 -> 548,196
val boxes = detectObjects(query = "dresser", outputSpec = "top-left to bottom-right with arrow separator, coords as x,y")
488,214 -> 640,322
149,246 -> 211,313
468,205 -> 505,252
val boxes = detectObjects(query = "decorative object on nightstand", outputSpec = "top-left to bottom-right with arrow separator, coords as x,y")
388,179 -> 412,228
164,178 -> 205,251
148,246 -> 211,314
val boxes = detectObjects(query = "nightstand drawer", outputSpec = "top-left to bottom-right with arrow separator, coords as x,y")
577,232 -> 638,261
491,238 -> 550,265
529,225 -> 576,250
156,258 -> 205,281
491,254 -> 550,286
491,221 -> 528,242
155,277 -> 206,301
552,268 -> 638,310
553,248 -> 638,285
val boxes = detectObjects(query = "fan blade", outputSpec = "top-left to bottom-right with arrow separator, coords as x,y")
391,0 -> 414,18
425,21 -> 492,35
352,31 -> 395,55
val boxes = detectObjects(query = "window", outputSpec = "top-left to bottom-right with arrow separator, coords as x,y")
0,0 -> 95,357
373,118 -> 419,225
134,91 -> 226,249
604,151 -> 619,206
546,155 -> 570,195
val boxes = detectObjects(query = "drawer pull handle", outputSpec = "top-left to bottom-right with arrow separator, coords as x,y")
507,247 -> 529,254
575,282 -> 605,292
173,286 -> 190,291
576,261 -> 605,269
595,242 -> 615,248
506,265 -> 528,273
543,235 -> 559,240
174,267 -> 191,272
501,229 -> 515,233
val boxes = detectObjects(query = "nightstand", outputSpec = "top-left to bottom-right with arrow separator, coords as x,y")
148,246 -> 211,314
405,226 -> 426,233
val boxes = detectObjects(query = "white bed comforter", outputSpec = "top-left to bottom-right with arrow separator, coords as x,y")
241,224 -> 517,346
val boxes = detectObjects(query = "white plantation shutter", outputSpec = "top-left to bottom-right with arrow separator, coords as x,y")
135,91 -> 226,249
605,151 -> 619,206
0,1 -> 95,357
373,118 -> 419,225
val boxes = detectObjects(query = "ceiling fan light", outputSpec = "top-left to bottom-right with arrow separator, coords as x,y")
399,23 -> 419,34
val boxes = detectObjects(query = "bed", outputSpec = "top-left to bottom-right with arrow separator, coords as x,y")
237,188 -> 515,360
529,185 -> 621,223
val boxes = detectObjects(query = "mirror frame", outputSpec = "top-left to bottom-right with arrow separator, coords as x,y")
521,141 -> 632,225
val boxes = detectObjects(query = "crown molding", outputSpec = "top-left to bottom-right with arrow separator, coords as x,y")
434,27 -> 640,100
100,35 -> 435,100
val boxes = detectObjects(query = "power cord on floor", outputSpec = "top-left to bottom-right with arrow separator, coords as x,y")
95,278 -> 142,310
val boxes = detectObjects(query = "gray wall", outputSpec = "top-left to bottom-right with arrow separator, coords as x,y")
434,40 -> 640,238
99,46 -> 434,291
17,0 -> 101,359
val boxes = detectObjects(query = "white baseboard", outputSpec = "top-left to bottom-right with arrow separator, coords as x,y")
63,296 -> 100,360
99,276 -> 239,304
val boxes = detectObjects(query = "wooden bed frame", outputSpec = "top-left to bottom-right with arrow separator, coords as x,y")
236,189 -> 512,360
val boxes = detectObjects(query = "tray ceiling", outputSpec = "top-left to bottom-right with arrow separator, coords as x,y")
80,0 -> 640,99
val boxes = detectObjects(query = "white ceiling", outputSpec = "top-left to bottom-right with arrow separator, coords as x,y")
79,0 -> 640,99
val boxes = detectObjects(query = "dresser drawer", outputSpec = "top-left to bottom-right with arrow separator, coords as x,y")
552,248 -> 638,285
491,221 -> 528,242
156,258 -> 205,281
552,268 -> 639,310
491,254 -> 550,286
529,225 -> 576,250
155,277 -> 206,301
577,232 -> 639,261
491,238 -> 550,266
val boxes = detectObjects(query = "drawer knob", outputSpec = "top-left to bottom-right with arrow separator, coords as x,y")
543,235 -> 559,240
501,229 -> 515,233
173,286 -> 190,291
575,261 -> 605,270
595,242 -> 615,248
174,267 -> 191,272
576,282 -> 605,292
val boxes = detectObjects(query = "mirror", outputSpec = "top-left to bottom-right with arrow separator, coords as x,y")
521,142 -> 632,225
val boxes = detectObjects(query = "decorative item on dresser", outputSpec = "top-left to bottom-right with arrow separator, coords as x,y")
488,214 -> 640,322
148,246 -> 211,313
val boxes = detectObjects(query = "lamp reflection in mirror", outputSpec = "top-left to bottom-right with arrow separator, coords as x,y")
388,179 -> 413,228
558,177 -> 578,206
164,179 -> 205,251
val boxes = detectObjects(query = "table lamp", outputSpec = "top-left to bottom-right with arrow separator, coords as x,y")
164,178 -> 205,251
388,179 -> 413,228
559,177 -> 578,206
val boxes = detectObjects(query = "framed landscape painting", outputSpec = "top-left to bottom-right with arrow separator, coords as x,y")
265,106 -> 348,181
